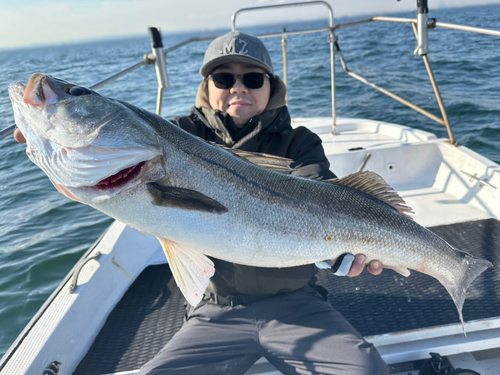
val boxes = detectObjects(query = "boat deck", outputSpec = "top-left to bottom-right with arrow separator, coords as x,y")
74,218 -> 500,375
294,118 -> 500,227
2,118 -> 499,375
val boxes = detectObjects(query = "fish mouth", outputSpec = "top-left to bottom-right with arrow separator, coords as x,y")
95,161 -> 146,190
10,74 -> 71,109
13,73 -> 59,108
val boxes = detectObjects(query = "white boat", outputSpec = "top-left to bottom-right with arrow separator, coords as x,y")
1,1 -> 500,374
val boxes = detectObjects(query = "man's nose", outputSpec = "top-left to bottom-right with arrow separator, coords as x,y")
230,76 -> 248,93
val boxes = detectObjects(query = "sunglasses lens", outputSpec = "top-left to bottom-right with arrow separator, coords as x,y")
210,73 -> 268,89
242,73 -> 266,89
211,73 -> 235,89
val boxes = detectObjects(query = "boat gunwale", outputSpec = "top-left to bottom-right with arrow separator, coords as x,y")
0,227 -> 110,371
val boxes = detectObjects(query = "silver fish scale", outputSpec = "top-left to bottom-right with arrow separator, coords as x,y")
145,120 -> 467,275
10,77 -> 491,319
87,112 -> 468,285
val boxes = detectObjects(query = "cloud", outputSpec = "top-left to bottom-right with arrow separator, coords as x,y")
0,0 -> 232,48
0,0 -> 499,48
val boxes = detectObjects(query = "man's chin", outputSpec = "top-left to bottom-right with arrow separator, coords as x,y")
227,110 -> 260,128
232,117 -> 250,128
227,113 -> 251,128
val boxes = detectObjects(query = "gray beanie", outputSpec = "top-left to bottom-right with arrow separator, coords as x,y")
200,31 -> 274,77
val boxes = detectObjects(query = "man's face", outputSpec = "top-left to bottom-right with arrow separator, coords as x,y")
208,62 -> 271,128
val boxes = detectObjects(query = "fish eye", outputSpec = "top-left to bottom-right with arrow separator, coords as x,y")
68,86 -> 91,96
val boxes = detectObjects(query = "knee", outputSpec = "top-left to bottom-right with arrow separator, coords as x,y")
356,343 -> 389,375
138,362 -> 173,375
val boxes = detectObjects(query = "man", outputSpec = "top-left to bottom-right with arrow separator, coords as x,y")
14,31 -> 388,375
139,31 -> 388,375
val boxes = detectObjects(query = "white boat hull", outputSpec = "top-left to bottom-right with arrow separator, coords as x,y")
2,118 -> 499,375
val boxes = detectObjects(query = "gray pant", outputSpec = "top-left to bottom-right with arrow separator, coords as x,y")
139,286 -> 388,375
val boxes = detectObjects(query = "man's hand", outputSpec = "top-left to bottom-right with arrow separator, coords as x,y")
347,254 -> 383,277
14,128 -> 26,143
327,253 -> 383,277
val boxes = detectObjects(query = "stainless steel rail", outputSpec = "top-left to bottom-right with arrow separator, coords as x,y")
231,1 -> 337,133
333,15 -> 500,36
435,21 -> 500,37
332,15 -> 459,144
0,125 -> 15,140
411,23 -> 454,144
0,36 -> 220,142
334,41 -> 448,127
231,1 -> 334,31
281,28 -> 288,105
332,17 -> 417,32
91,59 -> 151,91
92,36 -> 219,90
329,15 -> 500,144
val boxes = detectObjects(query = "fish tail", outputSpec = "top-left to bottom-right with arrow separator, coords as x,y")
439,253 -> 492,335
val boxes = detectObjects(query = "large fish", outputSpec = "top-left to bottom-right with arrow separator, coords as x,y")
9,74 -> 492,330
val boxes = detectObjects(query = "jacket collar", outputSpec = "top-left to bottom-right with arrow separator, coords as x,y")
192,106 -> 290,148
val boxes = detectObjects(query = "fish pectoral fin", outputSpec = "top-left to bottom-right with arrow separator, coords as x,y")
325,171 -> 414,219
385,264 -> 411,277
147,183 -> 227,214
158,238 -> 215,306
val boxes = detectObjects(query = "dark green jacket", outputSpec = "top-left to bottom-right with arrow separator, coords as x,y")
171,106 -> 336,296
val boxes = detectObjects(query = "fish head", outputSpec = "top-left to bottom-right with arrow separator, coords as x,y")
8,73 -> 165,203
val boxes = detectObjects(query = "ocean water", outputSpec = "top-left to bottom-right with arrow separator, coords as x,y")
0,5 -> 499,357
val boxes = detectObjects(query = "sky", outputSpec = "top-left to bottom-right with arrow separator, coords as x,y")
0,0 -> 499,49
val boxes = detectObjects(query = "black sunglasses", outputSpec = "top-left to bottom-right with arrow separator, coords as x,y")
209,72 -> 271,90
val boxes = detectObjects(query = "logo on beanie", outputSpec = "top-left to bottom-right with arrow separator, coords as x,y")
221,37 -> 249,55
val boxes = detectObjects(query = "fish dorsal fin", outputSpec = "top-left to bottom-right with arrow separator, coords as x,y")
212,143 -> 294,174
158,238 -> 215,306
326,171 -> 414,219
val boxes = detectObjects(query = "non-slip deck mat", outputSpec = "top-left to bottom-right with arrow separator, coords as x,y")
74,218 -> 500,375
318,218 -> 500,336
74,265 -> 186,375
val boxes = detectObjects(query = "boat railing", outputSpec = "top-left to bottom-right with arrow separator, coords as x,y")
232,1 -> 336,130
331,14 -> 499,144
2,0 -> 500,144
